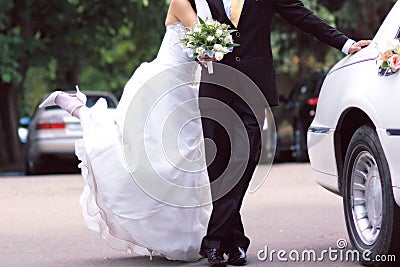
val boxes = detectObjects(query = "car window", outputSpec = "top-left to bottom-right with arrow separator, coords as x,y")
299,72 -> 325,97
283,72 -> 327,102
288,85 -> 303,100
44,95 -> 117,110
86,95 -> 117,108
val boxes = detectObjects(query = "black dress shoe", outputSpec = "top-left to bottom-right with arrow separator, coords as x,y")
227,247 -> 247,266
200,248 -> 227,267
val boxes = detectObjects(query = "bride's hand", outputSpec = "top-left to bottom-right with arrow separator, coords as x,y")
197,55 -> 216,74
197,55 -> 216,63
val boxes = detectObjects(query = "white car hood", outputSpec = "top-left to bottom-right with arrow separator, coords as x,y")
330,1 -> 400,74
329,46 -> 377,74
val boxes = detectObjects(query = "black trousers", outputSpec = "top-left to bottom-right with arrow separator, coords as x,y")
200,94 -> 264,252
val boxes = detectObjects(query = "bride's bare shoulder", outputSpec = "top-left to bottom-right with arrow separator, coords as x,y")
166,0 -> 197,27
170,0 -> 192,9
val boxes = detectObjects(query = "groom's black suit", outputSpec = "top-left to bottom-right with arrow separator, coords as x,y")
199,0 -> 350,253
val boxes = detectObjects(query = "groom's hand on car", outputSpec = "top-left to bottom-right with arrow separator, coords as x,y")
349,40 -> 372,54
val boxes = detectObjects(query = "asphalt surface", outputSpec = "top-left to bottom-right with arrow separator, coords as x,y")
0,163 -> 363,267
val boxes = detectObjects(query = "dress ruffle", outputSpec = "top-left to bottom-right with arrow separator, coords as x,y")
74,23 -> 211,261
75,101 -> 210,261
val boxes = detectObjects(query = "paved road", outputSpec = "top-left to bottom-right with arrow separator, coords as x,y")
0,163 -> 362,267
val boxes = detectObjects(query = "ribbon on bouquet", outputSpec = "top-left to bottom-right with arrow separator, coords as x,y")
197,50 -> 215,74
197,59 -> 214,74
206,61 -> 214,74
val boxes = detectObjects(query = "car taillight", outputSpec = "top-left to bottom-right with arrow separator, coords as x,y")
36,122 -> 66,130
307,97 -> 318,106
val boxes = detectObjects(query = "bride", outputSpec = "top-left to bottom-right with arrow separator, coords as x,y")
39,0 -> 213,262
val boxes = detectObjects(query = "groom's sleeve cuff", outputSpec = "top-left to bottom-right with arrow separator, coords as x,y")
342,39 -> 356,55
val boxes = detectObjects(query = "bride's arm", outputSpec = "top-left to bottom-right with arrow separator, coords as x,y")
165,0 -> 197,27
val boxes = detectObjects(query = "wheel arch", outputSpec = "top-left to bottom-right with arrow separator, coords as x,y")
334,108 -> 374,196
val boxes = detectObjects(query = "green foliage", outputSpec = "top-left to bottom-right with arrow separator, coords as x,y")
271,0 -> 396,76
319,0 -> 397,38
0,1 -> 22,84
0,0 -> 397,116
272,0 -> 341,75
0,0 -> 169,116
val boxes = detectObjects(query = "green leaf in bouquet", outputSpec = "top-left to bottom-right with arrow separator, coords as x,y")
198,17 -> 206,26
227,43 -> 240,47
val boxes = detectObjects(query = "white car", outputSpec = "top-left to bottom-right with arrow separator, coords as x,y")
308,1 -> 400,263
25,91 -> 118,175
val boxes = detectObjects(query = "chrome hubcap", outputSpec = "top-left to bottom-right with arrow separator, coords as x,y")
350,151 -> 382,245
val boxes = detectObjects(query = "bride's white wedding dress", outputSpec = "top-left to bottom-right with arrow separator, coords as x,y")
75,21 -> 211,261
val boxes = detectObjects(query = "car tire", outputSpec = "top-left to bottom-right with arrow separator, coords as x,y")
343,125 -> 400,265
25,160 -> 37,175
260,128 -> 277,164
25,154 -> 43,175
294,120 -> 308,162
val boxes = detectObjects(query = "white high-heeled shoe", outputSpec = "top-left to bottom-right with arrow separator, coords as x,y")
39,85 -> 87,114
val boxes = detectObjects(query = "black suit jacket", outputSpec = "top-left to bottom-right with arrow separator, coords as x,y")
200,0 -> 349,107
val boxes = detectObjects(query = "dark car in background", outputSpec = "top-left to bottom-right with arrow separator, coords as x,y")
24,91 -> 118,175
261,72 -> 326,162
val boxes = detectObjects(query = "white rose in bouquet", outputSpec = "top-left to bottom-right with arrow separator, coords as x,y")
207,36 -> 215,42
181,18 -> 240,73
379,39 -> 400,53
196,47 -> 205,55
215,52 -> 224,61
213,44 -> 223,52
376,39 -> 400,76
193,26 -> 201,33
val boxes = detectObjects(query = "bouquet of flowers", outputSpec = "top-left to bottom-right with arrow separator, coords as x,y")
376,39 -> 400,76
181,18 -> 239,73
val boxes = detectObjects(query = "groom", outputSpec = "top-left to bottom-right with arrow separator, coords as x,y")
198,0 -> 370,266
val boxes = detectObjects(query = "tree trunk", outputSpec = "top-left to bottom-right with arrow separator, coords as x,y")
0,83 -> 24,171
0,0 -> 35,171
56,58 -> 83,89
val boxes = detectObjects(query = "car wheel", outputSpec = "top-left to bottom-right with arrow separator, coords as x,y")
343,125 -> 400,265
25,158 -> 37,175
273,136 -> 291,162
25,153 -> 43,175
260,128 -> 277,164
294,120 -> 308,162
